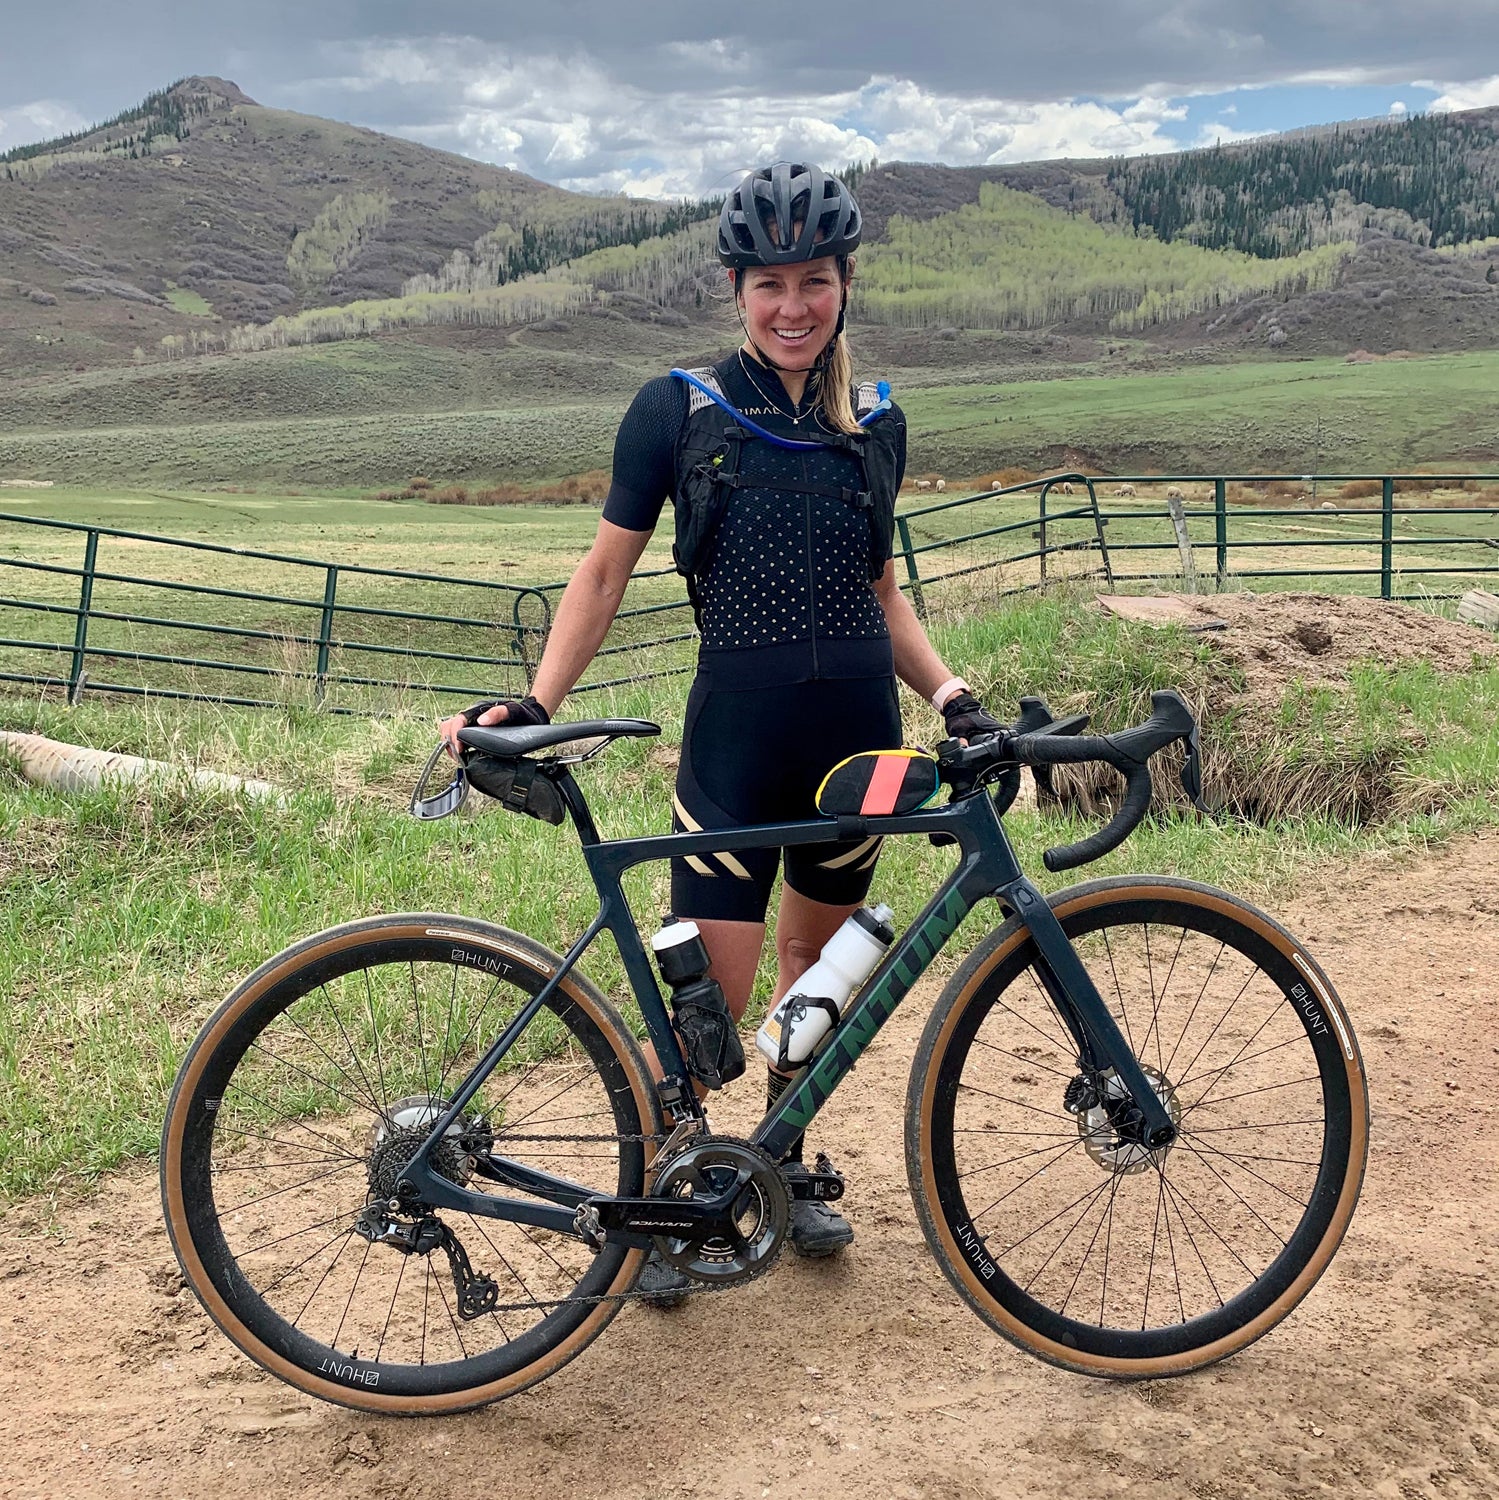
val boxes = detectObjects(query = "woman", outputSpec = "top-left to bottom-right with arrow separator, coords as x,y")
441,162 -> 1002,1295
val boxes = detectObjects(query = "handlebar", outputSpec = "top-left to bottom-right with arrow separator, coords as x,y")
940,690 -> 1205,872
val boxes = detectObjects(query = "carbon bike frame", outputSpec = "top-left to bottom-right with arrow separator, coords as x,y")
400,767 -> 1176,1235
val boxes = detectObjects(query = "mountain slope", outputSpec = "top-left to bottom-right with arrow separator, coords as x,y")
0,77 -> 709,372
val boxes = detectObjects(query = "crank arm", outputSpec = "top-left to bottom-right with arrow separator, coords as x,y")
585,1191 -> 742,1246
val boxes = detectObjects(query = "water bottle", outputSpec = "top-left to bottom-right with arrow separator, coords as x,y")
756,904 -> 896,1071
650,917 -> 745,1090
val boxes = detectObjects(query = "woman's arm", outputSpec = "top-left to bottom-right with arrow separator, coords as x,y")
873,560 -> 967,710
527,520 -> 653,713
440,519 -> 652,750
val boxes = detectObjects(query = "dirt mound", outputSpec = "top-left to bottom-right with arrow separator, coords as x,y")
1105,591 -> 1495,708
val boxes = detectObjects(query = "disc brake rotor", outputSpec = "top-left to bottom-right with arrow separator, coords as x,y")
1077,1065 -> 1182,1176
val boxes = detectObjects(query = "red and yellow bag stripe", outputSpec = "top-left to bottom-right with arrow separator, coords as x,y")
814,748 -> 940,817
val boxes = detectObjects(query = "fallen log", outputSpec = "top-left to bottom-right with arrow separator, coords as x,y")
1457,590 -> 1499,631
0,731 -> 284,803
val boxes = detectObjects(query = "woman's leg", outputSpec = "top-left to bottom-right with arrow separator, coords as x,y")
766,883 -> 862,1256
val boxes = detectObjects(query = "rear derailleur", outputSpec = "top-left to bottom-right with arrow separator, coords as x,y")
354,1204 -> 499,1321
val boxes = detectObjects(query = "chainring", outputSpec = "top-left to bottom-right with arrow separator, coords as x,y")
650,1134 -> 789,1286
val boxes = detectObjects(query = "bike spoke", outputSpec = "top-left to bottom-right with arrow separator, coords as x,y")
219,1158 -> 363,1215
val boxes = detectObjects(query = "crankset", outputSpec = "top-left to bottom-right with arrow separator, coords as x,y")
576,1135 -> 789,1287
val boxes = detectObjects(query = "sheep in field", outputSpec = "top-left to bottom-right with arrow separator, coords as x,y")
915,479 -> 932,491
934,478 -> 946,492
1113,484 -> 1136,498
1165,485 -> 1185,500
1060,481 -> 1074,495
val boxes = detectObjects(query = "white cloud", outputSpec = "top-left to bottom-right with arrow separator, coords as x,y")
0,98 -> 89,148
327,37 -> 1474,198
1191,121 -> 1269,148
1429,74 -> 1499,111
1388,100 -> 1408,117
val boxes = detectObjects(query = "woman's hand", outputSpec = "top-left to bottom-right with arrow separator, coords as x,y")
439,696 -> 550,758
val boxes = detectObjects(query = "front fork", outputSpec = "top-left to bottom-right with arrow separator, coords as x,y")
1000,876 -> 1177,1150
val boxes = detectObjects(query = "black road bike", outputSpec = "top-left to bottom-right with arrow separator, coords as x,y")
160,692 -> 1368,1414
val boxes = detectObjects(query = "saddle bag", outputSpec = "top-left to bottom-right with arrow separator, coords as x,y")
464,755 -> 567,825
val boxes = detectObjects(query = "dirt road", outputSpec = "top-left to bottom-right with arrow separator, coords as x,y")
2,834 -> 1496,1500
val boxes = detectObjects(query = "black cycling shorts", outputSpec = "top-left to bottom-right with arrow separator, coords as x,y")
670,675 -> 903,924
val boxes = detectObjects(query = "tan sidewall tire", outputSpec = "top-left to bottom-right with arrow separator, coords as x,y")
906,876 -> 1368,1378
161,913 -> 663,1414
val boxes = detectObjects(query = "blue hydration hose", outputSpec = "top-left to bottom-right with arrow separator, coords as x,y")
670,368 -> 891,451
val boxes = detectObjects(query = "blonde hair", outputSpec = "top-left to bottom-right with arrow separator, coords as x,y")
817,333 -> 860,436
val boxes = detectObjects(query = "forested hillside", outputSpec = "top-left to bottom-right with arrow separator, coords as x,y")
0,77 -> 716,370
1107,110 -> 1499,255
854,182 -> 1352,331
4,77 -> 1499,379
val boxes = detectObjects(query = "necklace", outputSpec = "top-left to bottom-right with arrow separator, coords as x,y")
738,350 -> 814,426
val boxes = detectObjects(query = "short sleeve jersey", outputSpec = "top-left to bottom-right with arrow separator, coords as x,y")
603,353 -> 908,690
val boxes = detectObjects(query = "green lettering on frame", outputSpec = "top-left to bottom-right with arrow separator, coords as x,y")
773,885 -> 972,1133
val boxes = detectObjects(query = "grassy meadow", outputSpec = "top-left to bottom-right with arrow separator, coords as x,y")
3,580 -> 1499,1203
3,470 -> 1497,712
6,343 -> 1499,486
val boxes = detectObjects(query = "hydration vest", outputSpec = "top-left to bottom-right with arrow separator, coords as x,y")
669,367 -> 902,623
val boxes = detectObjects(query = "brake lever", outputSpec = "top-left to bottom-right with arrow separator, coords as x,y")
1180,717 -> 1210,812
1011,698 -> 1090,797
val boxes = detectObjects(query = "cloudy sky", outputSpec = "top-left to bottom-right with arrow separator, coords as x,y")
2,2 -> 1496,196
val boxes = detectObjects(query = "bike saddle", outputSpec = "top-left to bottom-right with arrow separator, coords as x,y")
457,718 -> 660,759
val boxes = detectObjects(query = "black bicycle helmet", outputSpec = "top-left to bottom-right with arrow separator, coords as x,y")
717,162 -> 863,269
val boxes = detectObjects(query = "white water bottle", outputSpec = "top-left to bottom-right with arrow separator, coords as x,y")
756,904 -> 896,1070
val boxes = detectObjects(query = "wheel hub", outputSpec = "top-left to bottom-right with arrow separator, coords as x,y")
650,1136 -> 789,1286
1074,1065 -> 1181,1176
366,1096 -> 491,1203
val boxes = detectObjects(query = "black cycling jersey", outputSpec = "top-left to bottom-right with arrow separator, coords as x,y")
604,353 -> 908,691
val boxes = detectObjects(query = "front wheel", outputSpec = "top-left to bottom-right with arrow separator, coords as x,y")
907,877 -> 1367,1377
161,914 -> 664,1414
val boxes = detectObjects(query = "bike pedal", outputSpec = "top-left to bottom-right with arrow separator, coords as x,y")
786,1153 -> 845,1202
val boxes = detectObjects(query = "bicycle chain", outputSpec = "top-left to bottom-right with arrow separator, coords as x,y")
468,1127 -> 772,1313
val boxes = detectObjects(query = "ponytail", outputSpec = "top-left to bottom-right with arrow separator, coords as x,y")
817,334 -> 860,436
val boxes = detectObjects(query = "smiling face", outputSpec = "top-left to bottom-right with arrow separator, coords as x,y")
734,258 -> 848,372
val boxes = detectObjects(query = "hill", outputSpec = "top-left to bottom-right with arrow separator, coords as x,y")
0,77 -> 714,372
3,78 -> 1499,402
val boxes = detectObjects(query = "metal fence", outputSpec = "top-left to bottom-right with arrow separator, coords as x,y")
2,472 -> 1496,712
0,513 -> 552,713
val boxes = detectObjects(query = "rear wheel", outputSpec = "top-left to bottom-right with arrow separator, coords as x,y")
161,914 -> 663,1414
908,877 -> 1367,1377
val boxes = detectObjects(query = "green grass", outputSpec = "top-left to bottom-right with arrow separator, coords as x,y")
6,347 -> 1499,486
163,283 -> 214,318
3,480 -> 1494,711
899,351 -> 1499,476
4,592 -> 1499,1202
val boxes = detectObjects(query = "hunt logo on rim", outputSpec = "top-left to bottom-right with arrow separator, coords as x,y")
318,1357 -> 380,1387
955,1221 -> 998,1281
1289,980 -> 1330,1038
449,946 -> 513,977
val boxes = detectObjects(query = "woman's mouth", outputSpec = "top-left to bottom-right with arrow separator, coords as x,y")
772,327 -> 813,344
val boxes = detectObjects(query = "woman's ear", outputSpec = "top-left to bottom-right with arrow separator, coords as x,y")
843,255 -> 856,284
